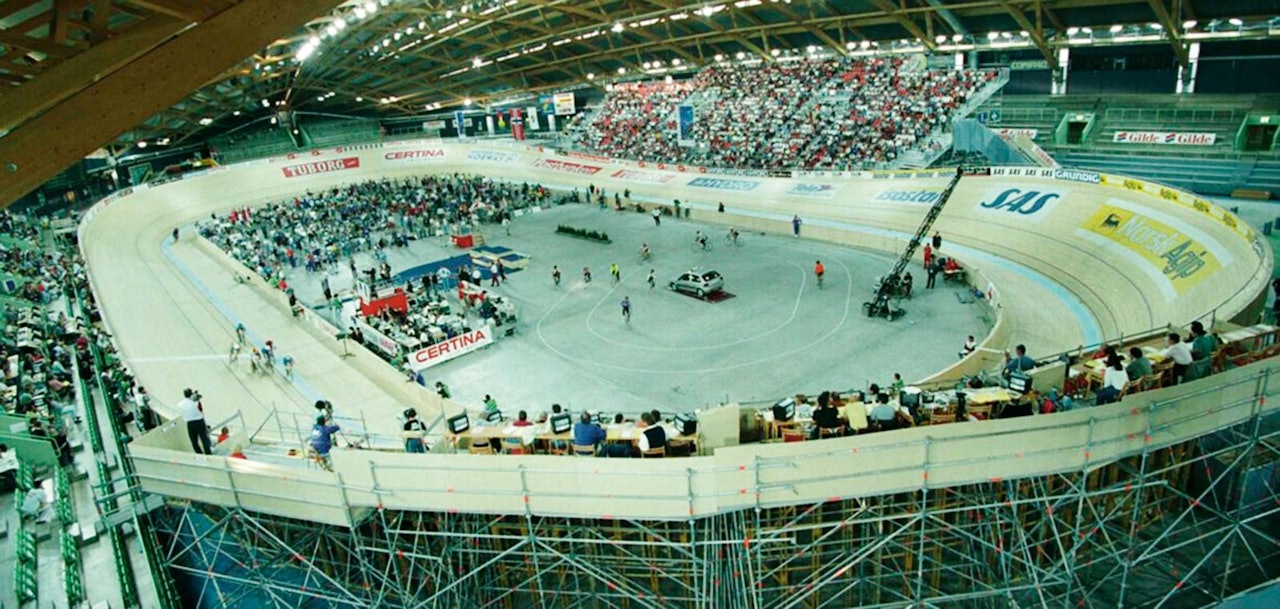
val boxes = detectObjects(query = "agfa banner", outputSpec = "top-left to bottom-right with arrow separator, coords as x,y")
1079,203 -> 1221,294
687,177 -> 760,191
409,326 -> 493,371
1113,131 -> 1217,146
281,157 -> 360,178
383,149 -> 445,163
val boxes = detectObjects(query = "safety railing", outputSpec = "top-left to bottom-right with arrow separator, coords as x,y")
122,356 -> 1280,525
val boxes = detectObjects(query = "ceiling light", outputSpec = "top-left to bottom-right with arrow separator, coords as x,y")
233,110 -> 241,116
861,40 -> 871,49
642,61 -> 652,69
364,2 -> 377,14
1110,24 -> 1123,33
770,48 -> 780,56
935,35 -> 946,43
464,97 -> 473,106
617,66 -> 626,74
586,72 -> 595,79
355,96 -> 363,102
1149,22 -> 1162,30
261,99 -> 269,107
270,117 -> 277,124
1001,32 -> 1012,38
1183,20 -> 1197,28
735,51 -> 745,59
1081,27 -> 1092,34
664,75 -> 673,83
198,117 -> 213,125
988,31 -> 1000,40
317,96 -> 324,101
714,53 -> 723,61
354,7 -> 366,19
672,58 -> 681,66
806,45 -> 816,53
473,56 -> 483,67
1228,18 -> 1243,26
611,23 -> 624,33
952,34 -> 963,42
136,141 -> 147,148
1020,31 -> 1029,37
334,19 -> 345,30
1067,27 -> 1080,35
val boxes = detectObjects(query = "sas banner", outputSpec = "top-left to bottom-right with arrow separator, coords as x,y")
1112,131 -> 1217,146
409,326 -> 493,371
1081,204 -> 1220,294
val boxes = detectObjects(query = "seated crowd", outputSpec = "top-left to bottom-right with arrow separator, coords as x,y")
569,57 -> 998,171
201,174 -> 551,292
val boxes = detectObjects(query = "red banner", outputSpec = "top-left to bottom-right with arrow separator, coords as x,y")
510,108 -> 525,141
281,156 -> 360,178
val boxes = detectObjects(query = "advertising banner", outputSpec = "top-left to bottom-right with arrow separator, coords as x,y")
281,157 -> 359,178
553,92 -> 575,115
1112,131 -> 1217,146
409,326 -> 494,371
1079,203 -> 1222,294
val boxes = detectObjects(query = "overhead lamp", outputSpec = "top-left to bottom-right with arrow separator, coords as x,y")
586,72 -> 595,79
672,58 -> 681,66
935,35 -> 946,43
770,48 -> 780,56
617,66 -> 626,74
1066,27 -> 1079,36
1001,32 -> 1012,38
317,96 -> 324,101
735,51 -> 745,59
473,56 -> 483,67
364,2 -> 377,14
987,31 -> 1000,40
952,34 -> 963,42
1081,27 -> 1092,34
233,110 -> 241,116
1110,24 -> 1123,33
860,40 -> 871,49
334,19 -> 345,30
137,141 -> 147,148
611,22 -> 624,33
643,61 -> 652,69
1183,20 -> 1197,28
394,32 -> 402,41
261,99 -> 270,107
653,59 -> 663,66
270,116 -> 277,124
355,96 -> 363,102
325,25 -> 337,36
464,97 -> 473,106
664,75 -> 673,83
1020,30 -> 1029,37
198,117 -> 213,125
354,7 -> 366,19
714,53 -> 723,61
1149,22 -> 1163,30
1228,18 -> 1243,26
806,45 -> 817,53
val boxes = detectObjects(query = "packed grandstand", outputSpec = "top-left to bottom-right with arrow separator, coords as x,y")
568,57 -> 1000,170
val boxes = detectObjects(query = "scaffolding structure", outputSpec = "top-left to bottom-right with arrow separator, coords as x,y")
137,366 -> 1280,609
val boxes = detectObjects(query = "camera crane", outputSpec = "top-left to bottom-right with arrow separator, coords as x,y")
863,166 -> 965,320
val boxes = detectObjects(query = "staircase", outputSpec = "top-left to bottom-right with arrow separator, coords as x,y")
895,69 -> 1011,169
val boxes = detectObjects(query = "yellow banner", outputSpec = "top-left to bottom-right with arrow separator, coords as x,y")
1083,204 -> 1220,293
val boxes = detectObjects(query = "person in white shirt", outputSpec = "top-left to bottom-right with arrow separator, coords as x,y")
1096,354 -> 1129,405
1161,333 -> 1194,385
177,388 -> 212,455
637,412 -> 667,454
959,335 -> 976,359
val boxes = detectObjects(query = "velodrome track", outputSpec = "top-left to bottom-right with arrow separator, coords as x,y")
79,141 -> 1271,440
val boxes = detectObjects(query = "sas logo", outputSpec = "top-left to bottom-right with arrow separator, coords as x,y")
977,188 -> 1063,217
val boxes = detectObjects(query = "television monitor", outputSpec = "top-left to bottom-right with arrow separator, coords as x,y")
485,409 -> 504,423
447,413 -> 470,434
771,398 -> 795,422
549,413 -> 572,434
674,412 -> 697,436
1009,372 -> 1032,394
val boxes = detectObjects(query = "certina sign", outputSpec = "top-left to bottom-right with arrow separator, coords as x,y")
383,149 -> 445,162
873,188 -> 943,205
281,157 -> 360,178
610,169 -> 673,184
687,177 -> 760,191
467,149 -> 518,164
532,158 -> 602,175
409,326 -> 493,371
1113,131 -> 1217,146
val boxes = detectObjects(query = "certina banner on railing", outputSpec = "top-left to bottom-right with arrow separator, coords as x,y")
1112,131 -> 1217,146
408,326 -> 493,371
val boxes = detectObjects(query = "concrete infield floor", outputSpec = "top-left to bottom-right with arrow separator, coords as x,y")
277,204 -> 992,415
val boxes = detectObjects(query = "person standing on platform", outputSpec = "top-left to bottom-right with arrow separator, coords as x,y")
926,258 -> 940,289
402,408 -> 427,453
497,260 -> 507,283
792,215 -> 802,237
490,262 -> 500,287
932,231 -> 943,250
177,388 -> 212,455
923,243 -> 933,269
309,415 -> 341,470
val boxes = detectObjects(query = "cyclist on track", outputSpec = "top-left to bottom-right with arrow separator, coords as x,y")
640,243 -> 651,262
727,227 -> 740,245
621,296 -> 631,324
814,260 -> 825,288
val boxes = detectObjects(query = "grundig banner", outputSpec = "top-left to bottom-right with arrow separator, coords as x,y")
408,326 -> 494,371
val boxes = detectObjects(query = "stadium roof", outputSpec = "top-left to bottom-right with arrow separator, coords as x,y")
0,0 -> 1277,180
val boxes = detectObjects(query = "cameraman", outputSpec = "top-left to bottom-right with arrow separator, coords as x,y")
178,388 -> 212,455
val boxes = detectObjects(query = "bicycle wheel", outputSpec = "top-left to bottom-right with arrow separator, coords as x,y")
723,234 -> 733,246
